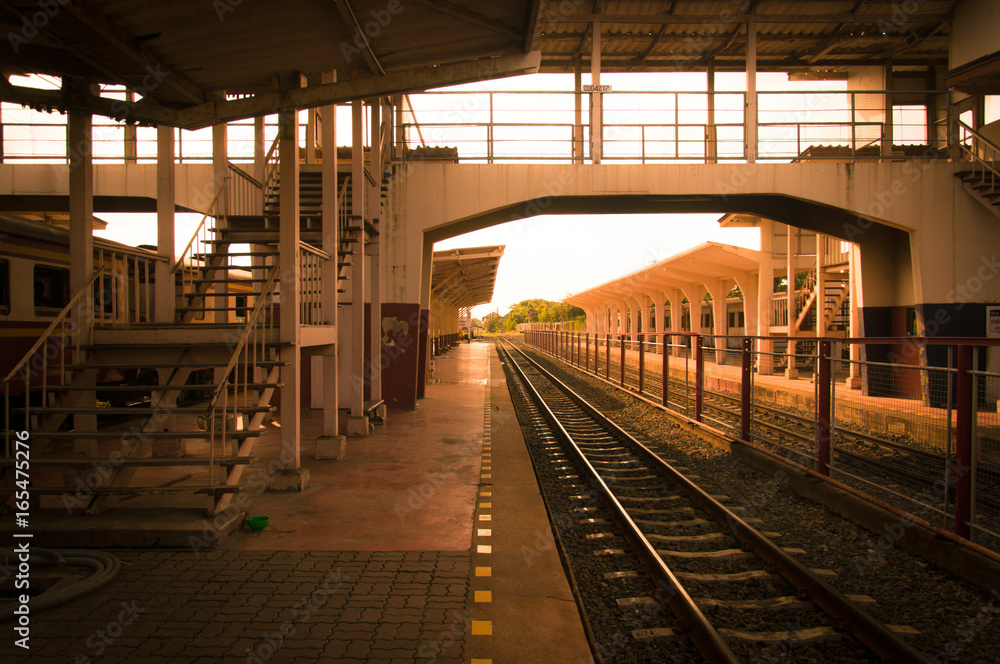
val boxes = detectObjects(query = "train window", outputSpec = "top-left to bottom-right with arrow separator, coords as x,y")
235,295 -> 248,320
0,259 -> 9,316
33,265 -> 69,314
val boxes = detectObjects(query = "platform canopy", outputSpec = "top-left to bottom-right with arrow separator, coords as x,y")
0,0 -> 959,128
566,241 -> 761,307
432,245 -> 505,310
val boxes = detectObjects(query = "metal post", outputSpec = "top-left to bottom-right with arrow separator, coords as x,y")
695,335 -> 704,422
741,337 -> 753,441
662,333 -> 670,408
586,333 -> 590,372
638,334 -> 645,394
955,344 -> 973,539
605,334 -> 610,381
620,334 -> 626,387
817,339 -> 832,475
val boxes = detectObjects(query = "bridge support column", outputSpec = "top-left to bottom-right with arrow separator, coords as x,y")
68,99 -> 97,459
155,125 -> 176,324
347,100 -> 370,437
786,225 -> 799,380
368,100 -> 385,422
274,108 -> 308,490
316,81 -> 346,459
212,123 -> 229,324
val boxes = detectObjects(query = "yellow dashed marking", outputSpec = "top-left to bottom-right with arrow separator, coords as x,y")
480,490 -> 492,497
472,658 -> 493,663
471,621 -> 492,635
475,566 -> 492,577
479,502 -> 492,509
481,473 -> 492,480
478,528 -> 491,537
475,590 -> 492,603
477,544 -> 492,554
478,514 -> 491,521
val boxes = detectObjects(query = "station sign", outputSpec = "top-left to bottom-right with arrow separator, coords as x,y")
582,84 -> 612,93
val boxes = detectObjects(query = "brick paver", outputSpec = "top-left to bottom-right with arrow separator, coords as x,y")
3,550 -> 471,664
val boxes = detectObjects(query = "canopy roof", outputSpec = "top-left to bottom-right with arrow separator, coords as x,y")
432,245 -> 505,310
0,1 -> 962,128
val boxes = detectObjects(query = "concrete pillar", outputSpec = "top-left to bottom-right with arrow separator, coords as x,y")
629,295 -> 640,341
306,107 -> 318,164
68,104 -> 96,455
315,73 -> 346,461
708,280 -> 727,365
670,289 -> 683,358
276,109 -> 305,484
253,116 -> 265,183
155,125 -> 175,323
757,219 -> 776,374
368,99 -> 384,420
847,244 -> 864,389
348,100 -> 369,436
212,123 -> 228,323
746,18 -> 758,163
591,22 -> 602,164
786,224 -> 799,379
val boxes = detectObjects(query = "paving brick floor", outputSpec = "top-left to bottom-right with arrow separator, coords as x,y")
5,550 -> 471,664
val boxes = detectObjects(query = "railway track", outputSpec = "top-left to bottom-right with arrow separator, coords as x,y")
498,339 -> 931,664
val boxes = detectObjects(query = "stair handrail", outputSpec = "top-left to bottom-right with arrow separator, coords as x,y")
262,131 -> 282,201
1,267 -> 106,387
172,174 -> 231,274
202,264 -> 280,417
956,119 -> 1000,181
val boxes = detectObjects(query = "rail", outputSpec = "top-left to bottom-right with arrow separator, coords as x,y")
3,267 -> 105,455
400,89 -> 950,164
201,265 -> 280,487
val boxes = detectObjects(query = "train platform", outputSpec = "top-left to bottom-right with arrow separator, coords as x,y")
3,341 -> 594,664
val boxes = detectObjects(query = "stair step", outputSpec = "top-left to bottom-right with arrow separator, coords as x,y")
69,361 -> 286,370
0,457 -> 258,467
34,382 -> 282,392
21,485 -> 243,496
192,252 -> 278,258
176,306 -> 259,312
14,406 -> 274,415
0,430 -> 262,440
190,277 -> 275,284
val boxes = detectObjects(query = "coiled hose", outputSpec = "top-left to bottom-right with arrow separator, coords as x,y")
0,548 -> 121,621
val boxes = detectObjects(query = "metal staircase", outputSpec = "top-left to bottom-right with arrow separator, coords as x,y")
955,120 -> 1000,218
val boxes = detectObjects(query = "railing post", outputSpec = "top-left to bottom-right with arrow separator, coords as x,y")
638,333 -> 645,394
955,344 -> 973,539
620,334 -> 626,387
605,334 -> 610,381
586,333 -> 590,372
662,333 -> 670,408
695,335 -> 704,422
741,337 -> 753,441
816,339 -> 832,474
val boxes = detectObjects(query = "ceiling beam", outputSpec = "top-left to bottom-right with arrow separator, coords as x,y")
412,0 -> 521,41
58,0 -> 207,104
2,52 -> 542,129
334,0 -> 386,76
545,12 -> 951,25
524,0 -> 544,52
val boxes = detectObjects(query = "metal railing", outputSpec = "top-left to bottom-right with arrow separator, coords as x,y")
299,242 -> 331,326
201,265 -> 280,489
956,119 -> 1000,192
400,89 -> 950,164
525,330 -> 1000,553
2,267 -> 105,451
93,247 -> 166,327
